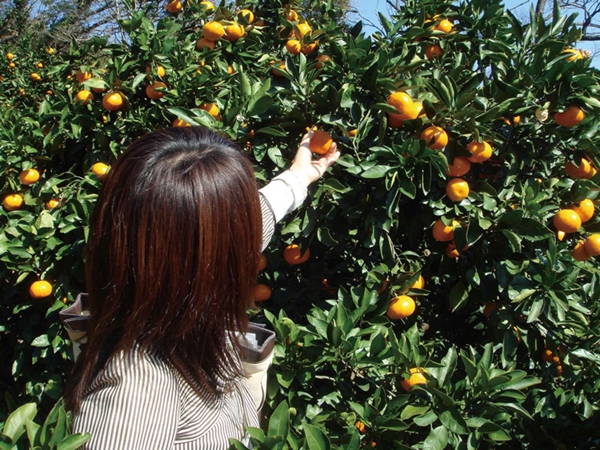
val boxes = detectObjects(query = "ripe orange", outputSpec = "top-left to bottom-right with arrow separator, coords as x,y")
200,1 -> 215,13
411,275 -> 424,289
387,92 -> 413,115
446,178 -> 469,202
200,102 -> 220,119
19,169 -> 40,185
584,234 -> 600,256
553,209 -> 581,233
563,48 -> 583,61
76,69 -> 92,83
30,73 -> 41,81
285,39 -> 302,55
196,37 -> 216,51
301,42 -> 318,55
3,193 -> 24,211
432,219 -> 458,242
224,24 -> 245,42
447,156 -> 471,177
76,90 -> 94,105
293,22 -> 311,38
146,65 -> 166,78
92,162 -> 110,180
37,62 -> 44,69
387,113 -> 404,128
6,52 -> 14,60
46,198 -> 60,209
270,60 -> 287,77
253,283 -> 272,302
425,44 -> 444,59
285,9 -> 299,21
29,280 -> 53,299
348,128 -> 358,137
355,421 -> 366,434
420,126 -> 448,150
172,118 -> 191,127
166,0 -> 182,13
238,9 -> 255,23
434,19 -> 453,32
309,130 -> 333,155
258,253 -> 268,271
572,199 -> 594,223
401,368 -> 427,391
283,243 -> 310,264
565,157 -> 596,179
203,21 -> 224,41
386,295 -> 416,319
571,240 -> 591,261
466,140 -> 492,163
47,47 -> 55,55
446,242 -> 460,258
542,348 -> 554,363
554,105 -> 585,127
146,81 -> 167,100
102,92 -> 124,111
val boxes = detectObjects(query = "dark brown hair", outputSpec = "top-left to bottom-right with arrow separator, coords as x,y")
65,127 -> 262,412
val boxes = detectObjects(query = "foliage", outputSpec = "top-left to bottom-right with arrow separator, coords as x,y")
1,0 -> 600,448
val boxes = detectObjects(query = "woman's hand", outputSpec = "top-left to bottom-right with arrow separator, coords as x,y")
289,131 -> 341,187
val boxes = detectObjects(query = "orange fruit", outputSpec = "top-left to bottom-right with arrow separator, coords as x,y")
446,178 -> 469,202
19,169 -> 40,185
46,198 -> 60,209
200,1 -> 214,12
565,157 -> 596,179
387,113 -> 404,128
554,105 -> 585,127
224,23 -> 245,42
542,348 -> 554,363
146,81 -> 167,100
76,90 -> 94,105
387,92 -> 413,115
253,283 -> 272,302
348,129 -> 358,137
285,9 -> 299,21
432,219 -> 458,242
196,37 -> 216,51
166,0 -> 182,13
3,193 -> 24,211
76,69 -> 92,83
8,62 -> 15,69
425,44 -> 444,59
47,47 -> 55,55
301,42 -> 318,55
283,243 -> 310,264
309,130 -> 333,155
29,280 -> 53,299
447,156 -> 471,177
434,19 -> 453,32
571,240 -> 591,261
572,199 -> 594,223
92,162 -> 110,180
584,234 -> 600,256
466,140 -> 492,163
293,22 -> 311,38
285,39 -> 302,55
355,421 -> 366,434
200,102 -> 220,119
420,126 -> 448,150
553,209 -> 581,233
258,254 -> 268,271
203,21 -> 224,41
401,368 -> 427,391
411,275 -> 424,289
37,62 -> 44,69
102,92 -> 124,111
238,9 -> 254,23
30,73 -> 41,81
483,302 -> 497,318
172,118 -> 191,127
563,48 -> 583,61
145,65 -> 166,78
270,60 -> 287,77
386,295 -> 416,319
446,242 -> 460,258
6,52 -> 14,60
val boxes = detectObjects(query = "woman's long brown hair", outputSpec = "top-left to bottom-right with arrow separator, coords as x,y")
65,127 -> 262,413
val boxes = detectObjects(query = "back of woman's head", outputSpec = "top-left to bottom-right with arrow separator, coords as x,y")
66,127 -> 262,411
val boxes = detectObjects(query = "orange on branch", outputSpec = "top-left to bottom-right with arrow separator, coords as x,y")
466,140 -> 492,163
29,280 -> 53,299
166,0 -> 182,13
309,130 -> 333,155
237,9 -> 254,23
19,169 -> 40,185
315,54 -> 332,69
200,102 -> 220,119
46,199 -> 60,209
565,157 -> 596,179
420,125 -> 448,150
253,283 -> 272,302
553,209 -> 581,233
401,368 -> 427,391
200,1 -> 214,13
258,254 -> 268,271
571,241 -> 591,261
224,24 -> 245,42
146,81 -> 167,100
30,73 -> 41,81
102,92 -> 124,111
196,38 -> 216,51
554,105 -> 585,127
447,156 -> 471,177
446,178 -> 469,202
386,295 -> 416,319
203,21 -> 224,41
434,19 -> 453,32
584,234 -> 600,256
301,42 -> 318,55
425,44 -> 444,59
76,69 -> 92,83
387,92 -> 413,115
3,193 -> 23,211
92,162 -> 110,180
432,219 -> 458,242
572,199 -> 594,223
283,243 -> 310,264
76,90 -> 94,105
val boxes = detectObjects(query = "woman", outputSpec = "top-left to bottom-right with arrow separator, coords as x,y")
64,127 -> 339,449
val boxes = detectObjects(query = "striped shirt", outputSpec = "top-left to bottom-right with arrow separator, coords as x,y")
73,171 -> 307,449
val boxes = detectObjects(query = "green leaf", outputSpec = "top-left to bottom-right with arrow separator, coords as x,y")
439,409 -> 469,435
57,434 -> 92,450
361,166 -> 390,179
248,95 -> 273,117
303,424 -> 330,450
3,403 -> 37,442
257,126 -> 288,137
423,425 -> 448,450
267,401 -> 289,439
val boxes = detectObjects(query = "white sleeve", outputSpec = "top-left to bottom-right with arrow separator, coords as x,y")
259,170 -> 308,251
73,351 -> 180,450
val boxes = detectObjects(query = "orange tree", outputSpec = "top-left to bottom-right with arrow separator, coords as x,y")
1,0 -> 600,448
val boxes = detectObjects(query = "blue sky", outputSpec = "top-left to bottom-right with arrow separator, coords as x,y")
351,0 -> 597,65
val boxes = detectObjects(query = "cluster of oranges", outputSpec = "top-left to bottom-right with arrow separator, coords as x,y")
385,274 -> 424,320
196,6 -> 252,51
281,8 -> 318,56
542,347 -> 565,377
2,167 -> 41,212
423,17 -> 454,60
386,91 -> 425,128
